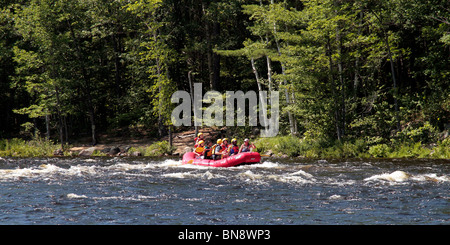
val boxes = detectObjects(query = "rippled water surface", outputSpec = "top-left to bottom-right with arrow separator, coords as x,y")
0,156 -> 448,224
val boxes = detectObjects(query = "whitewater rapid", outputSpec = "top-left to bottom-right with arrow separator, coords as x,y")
0,158 -> 447,185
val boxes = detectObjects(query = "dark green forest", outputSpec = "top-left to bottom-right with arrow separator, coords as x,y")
0,0 -> 449,157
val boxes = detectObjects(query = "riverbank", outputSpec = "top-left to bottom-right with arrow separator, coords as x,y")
254,135 -> 450,159
0,129 -> 448,159
0,128 -> 212,158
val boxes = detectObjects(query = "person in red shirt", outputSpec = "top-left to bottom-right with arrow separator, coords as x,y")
194,133 -> 204,147
221,138 -> 229,157
228,138 -> 240,156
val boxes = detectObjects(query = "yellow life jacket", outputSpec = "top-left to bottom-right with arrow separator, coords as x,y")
211,144 -> 218,154
212,144 -> 223,155
194,146 -> 205,154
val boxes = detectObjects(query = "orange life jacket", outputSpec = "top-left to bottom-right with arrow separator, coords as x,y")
204,146 -> 213,157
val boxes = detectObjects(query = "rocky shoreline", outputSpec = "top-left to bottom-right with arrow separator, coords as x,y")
65,129 -> 218,157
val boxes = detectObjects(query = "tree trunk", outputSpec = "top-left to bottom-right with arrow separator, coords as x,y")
327,38 -> 341,141
251,58 -> 269,128
45,112 -> 50,140
54,86 -> 65,149
207,50 -> 214,90
266,55 -> 273,92
270,7 -> 297,135
64,115 -> 68,144
89,108 -> 97,146
154,31 -> 167,137
67,19 -> 97,145
212,22 -> 221,91
354,10 -> 363,94
203,2 -> 215,91
370,9 -> 401,131
112,33 -> 122,98
385,36 -> 401,131
336,24 -> 345,139
205,22 -> 214,90
168,125 -> 173,154
188,71 -> 198,137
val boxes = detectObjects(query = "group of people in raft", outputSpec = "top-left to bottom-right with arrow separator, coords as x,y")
193,133 -> 256,160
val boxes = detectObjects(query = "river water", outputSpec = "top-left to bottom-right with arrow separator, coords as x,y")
0,156 -> 448,225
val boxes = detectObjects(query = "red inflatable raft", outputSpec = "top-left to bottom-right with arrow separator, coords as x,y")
182,151 -> 261,167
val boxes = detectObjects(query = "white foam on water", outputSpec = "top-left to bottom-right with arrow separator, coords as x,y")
154,159 -> 183,168
250,161 -> 282,168
84,159 -> 97,163
233,198 -> 248,203
235,169 -> 316,185
67,193 -> 88,199
183,197 -> 202,202
269,169 -> 316,184
92,195 -> 158,201
0,163 -> 143,181
326,178 -> 357,186
67,193 -> 163,202
201,171 -> 223,179
161,170 -> 225,180
0,164 -> 71,181
2,159 -> 446,189
364,170 -> 449,184
0,159 -> 184,181
329,194 -> 344,200
106,163 -> 154,172
411,173 -> 450,183
161,172 -> 195,179
238,170 -> 264,180
289,170 -> 314,179
365,170 -> 411,182
268,174 -> 313,184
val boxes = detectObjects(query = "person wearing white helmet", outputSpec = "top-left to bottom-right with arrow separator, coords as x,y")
239,138 -> 256,153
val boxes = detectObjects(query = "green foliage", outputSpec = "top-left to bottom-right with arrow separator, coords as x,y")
0,0 -> 448,160
255,134 -> 448,159
389,142 -> 430,158
255,135 -> 302,157
369,144 -> 392,158
129,140 -> 176,157
395,121 -> 438,144
0,137 -> 60,157
432,138 -> 450,159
